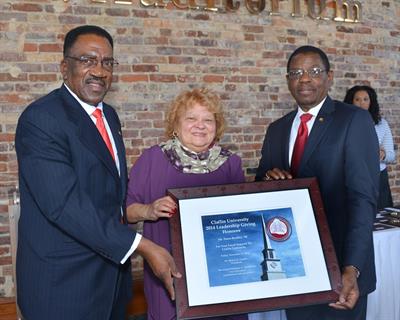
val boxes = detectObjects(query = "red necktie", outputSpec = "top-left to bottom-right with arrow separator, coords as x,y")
291,113 -> 312,177
92,108 -> 115,160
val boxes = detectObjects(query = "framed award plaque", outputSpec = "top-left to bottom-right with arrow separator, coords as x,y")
168,178 -> 341,319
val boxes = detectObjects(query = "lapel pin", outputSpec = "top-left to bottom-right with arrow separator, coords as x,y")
319,117 -> 324,122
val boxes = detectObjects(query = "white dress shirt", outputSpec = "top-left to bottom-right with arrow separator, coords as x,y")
288,97 -> 327,165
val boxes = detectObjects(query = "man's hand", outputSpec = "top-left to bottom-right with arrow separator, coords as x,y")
329,266 -> 360,310
379,148 -> 386,161
136,237 -> 181,300
264,168 -> 293,180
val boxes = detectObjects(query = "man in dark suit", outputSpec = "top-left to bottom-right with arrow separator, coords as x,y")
256,45 -> 379,320
15,25 -> 180,320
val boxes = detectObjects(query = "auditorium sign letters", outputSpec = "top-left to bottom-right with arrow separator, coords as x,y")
75,0 -> 362,23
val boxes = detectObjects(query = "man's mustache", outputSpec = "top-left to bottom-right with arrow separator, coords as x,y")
86,77 -> 105,86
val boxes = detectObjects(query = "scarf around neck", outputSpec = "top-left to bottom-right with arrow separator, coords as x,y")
160,138 -> 232,174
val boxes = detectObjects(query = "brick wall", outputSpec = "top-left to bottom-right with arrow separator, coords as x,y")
0,0 -> 399,298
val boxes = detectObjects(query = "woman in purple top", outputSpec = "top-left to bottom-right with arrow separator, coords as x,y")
126,88 -> 247,320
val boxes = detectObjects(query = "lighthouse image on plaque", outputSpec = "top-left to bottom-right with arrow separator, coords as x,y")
260,214 -> 288,280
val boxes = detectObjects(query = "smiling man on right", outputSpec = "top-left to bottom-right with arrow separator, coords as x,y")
255,45 -> 380,320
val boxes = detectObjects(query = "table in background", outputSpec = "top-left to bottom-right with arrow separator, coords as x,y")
366,226 -> 400,320
249,221 -> 400,320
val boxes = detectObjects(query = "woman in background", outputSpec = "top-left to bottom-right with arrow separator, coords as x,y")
126,88 -> 247,320
344,85 -> 396,209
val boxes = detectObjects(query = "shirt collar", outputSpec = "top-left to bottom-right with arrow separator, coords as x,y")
64,83 -> 103,116
296,96 -> 327,118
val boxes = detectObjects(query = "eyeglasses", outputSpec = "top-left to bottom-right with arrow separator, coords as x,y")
287,67 -> 326,80
65,55 -> 119,71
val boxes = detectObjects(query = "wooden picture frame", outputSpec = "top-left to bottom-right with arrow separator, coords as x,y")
168,178 -> 341,319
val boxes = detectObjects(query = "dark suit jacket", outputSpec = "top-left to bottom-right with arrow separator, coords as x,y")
15,85 -> 135,319
256,96 -> 380,296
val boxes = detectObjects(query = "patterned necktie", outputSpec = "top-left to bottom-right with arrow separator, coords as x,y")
92,108 -> 115,160
291,113 -> 312,177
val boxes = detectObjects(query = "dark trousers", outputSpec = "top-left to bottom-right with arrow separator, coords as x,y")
377,168 -> 393,209
286,295 -> 368,320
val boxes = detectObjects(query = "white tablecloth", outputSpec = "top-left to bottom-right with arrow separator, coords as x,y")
249,310 -> 286,320
366,227 -> 400,320
250,227 -> 400,320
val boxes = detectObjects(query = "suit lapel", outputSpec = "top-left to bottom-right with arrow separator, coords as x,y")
103,106 -> 128,222
283,112 -> 296,169
60,86 -> 120,183
103,106 -> 127,196
299,97 -> 335,173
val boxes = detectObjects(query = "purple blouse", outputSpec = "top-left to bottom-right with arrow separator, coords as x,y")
127,145 -> 247,320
